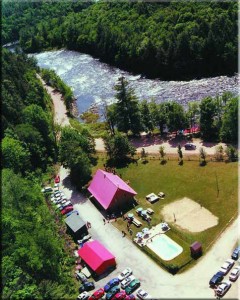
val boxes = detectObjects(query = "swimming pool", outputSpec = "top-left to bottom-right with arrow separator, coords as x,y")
147,234 -> 183,261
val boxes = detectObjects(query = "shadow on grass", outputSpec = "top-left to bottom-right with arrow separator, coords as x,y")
106,157 -> 138,168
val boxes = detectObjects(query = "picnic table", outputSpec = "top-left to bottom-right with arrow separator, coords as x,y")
132,217 -> 142,227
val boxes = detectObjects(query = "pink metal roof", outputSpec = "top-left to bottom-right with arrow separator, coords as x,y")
88,169 -> 137,209
77,240 -> 115,271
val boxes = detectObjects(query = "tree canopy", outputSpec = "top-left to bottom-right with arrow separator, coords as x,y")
3,1 -> 237,80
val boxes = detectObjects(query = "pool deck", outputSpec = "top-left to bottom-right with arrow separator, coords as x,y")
133,222 -> 170,247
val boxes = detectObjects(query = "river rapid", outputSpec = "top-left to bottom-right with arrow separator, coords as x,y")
34,49 -> 238,117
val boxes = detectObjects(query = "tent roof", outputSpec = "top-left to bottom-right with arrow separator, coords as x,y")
78,240 -> 115,271
65,213 -> 86,232
88,169 -> 137,209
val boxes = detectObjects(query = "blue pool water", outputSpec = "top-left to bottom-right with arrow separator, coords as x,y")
147,234 -> 183,261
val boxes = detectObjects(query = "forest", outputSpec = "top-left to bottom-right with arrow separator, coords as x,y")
2,0 -> 238,80
1,48 -> 95,299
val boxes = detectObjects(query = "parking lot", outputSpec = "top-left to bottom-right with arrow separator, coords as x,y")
60,167 -> 239,299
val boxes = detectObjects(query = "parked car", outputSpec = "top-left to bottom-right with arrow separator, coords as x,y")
104,278 -> 120,292
229,266 -> 240,281
209,271 -> 224,286
216,281 -> 231,296
65,210 -> 78,217
77,234 -> 92,245
77,291 -> 89,300
89,288 -> 105,300
41,186 -> 53,193
76,272 -> 87,283
79,282 -> 95,293
105,286 -> 120,300
118,268 -> 132,281
136,289 -> 152,300
125,294 -> 136,300
219,259 -> 235,275
55,175 -> 60,183
124,295 -> 136,300
121,275 -> 135,289
184,143 -> 196,150
231,246 -> 240,260
125,279 -> 140,295
59,201 -> 71,208
61,205 -> 74,215
112,291 -> 126,300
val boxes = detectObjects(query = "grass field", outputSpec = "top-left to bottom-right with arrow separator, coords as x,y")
92,155 -> 238,273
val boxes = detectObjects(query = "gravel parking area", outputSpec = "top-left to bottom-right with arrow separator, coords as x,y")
60,166 -> 239,299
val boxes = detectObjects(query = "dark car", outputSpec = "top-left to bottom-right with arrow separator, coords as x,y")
209,271 -> 224,286
104,278 -> 120,292
184,143 -> 196,150
125,279 -> 140,295
105,286 -> 120,300
231,246 -> 240,260
79,282 -> 95,293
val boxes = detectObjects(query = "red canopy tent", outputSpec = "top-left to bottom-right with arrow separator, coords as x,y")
78,240 -> 116,275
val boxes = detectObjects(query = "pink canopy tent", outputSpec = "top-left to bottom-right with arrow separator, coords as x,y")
78,240 -> 116,275
88,169 -> 137,211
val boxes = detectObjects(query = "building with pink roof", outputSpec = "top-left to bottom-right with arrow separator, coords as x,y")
78,240 -> 116,276
88,169 -> 137,212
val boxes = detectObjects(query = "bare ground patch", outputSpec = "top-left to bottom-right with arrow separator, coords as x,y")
161,197 -> 218,232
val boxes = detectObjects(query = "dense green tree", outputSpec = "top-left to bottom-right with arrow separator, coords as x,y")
200,97 -> 217,140
114,77 -> 142,135
5,1 -> 237,79
2,137 -> 31,173
103,132 -> 136,161
15,123 -> 48,169
59,127 -> 94,188
140,100 -> 154,133
166,102 -> 187,132
220,96 -> 238,143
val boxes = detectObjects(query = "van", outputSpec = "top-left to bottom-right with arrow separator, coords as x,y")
41,186 -> 53,193
231,246 -> 240,260
209,271 -> 224,286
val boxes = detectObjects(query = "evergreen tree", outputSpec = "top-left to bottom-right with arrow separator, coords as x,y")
114,76 -> 142,135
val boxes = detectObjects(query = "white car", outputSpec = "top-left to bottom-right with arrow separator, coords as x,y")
77,291 -> 89,300
229,266 -> 240,281
137,289 -> 152,299
219,259 -> 235,275
121,275 -> 135,289
216,281 -> 231,296
118,267 -> 132,281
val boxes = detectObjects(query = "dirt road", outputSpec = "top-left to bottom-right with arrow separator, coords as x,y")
37,75 -> 70,127
95,136 -> 228,156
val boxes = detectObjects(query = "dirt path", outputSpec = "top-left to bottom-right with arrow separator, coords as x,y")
37,75 -> 70,127
95,136 -> 228,156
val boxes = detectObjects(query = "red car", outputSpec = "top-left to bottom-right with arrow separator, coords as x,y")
124,295 -> 135,300
112,291 -> 126,300
89,288 -> 105,300
60,205 -> 73,215
54,175 -> 60,183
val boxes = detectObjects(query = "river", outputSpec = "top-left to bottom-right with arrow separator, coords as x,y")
34,49 -> 238,117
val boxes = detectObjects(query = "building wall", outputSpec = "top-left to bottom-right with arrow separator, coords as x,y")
108,189 -> 134,213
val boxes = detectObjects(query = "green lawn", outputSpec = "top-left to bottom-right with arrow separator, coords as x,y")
92,156 -> 238,273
